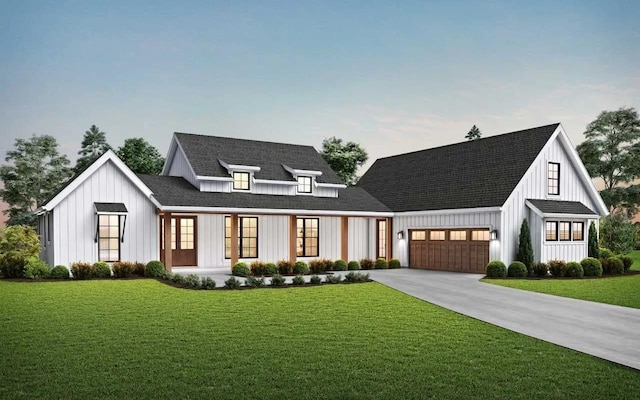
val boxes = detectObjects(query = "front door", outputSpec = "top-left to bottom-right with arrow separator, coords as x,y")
160,216 -> 197,266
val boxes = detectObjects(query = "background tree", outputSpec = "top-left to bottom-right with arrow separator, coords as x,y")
588,221 -> 599,258
319,137 -> 368,186
577,107 -> 640,212
599,212 -> 635,254
116,138 -> 165,175
74,124 -> 111,174
0,135 -> 72,226
516,219 -> 534,275
465,125 -> 482,141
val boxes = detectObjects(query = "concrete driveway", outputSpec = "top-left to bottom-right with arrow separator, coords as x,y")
344,268 -> 640,370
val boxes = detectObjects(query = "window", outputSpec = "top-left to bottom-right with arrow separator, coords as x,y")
548,162 -> 560,195
545,221 -> 558,241
411,231 -> 426,241
450,230 -> 467,241
376,219 -> 387,259
160,219 -> 177,250
297,176 -> 312,193
429,230 -> 446,241
233,172 -> 250,191
296,218 -> 319,257
180,218 -> 194,249
559,222 -> 571,241
471,230 -> 490,241
573,222 -> 584,241
98,215 -> 120,262
225,216 -> 258,258
45,212 -> 52,243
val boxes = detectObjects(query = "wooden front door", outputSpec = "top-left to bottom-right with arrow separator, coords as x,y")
160,216 -> 197,266
409,228 -> 489,273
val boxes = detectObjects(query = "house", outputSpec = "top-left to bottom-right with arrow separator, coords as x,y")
36,123 -> 607,273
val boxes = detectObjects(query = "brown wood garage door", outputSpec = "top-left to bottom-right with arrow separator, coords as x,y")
409,228 -> 489,273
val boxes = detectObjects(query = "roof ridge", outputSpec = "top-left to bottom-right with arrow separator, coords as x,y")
173,132 -> 318,150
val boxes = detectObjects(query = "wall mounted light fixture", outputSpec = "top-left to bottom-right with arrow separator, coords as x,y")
490,230 -> 498,240
397,231 -> 404,240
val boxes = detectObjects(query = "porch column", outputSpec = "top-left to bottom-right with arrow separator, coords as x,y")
289,215 -> 297,263
163,212 -> 172,271
341,216 -> 349,261
230,213 -> 239,269
386,217 -> 393,261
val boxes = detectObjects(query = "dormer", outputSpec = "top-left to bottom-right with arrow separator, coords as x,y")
219,159 -> 261,192
282,164 -> 345,197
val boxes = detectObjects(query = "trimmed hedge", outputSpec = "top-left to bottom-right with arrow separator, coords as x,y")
347,261 -> 360,270
309,275 -> 322,285
291,275 -> 305,286
293,261 -> 309,275
50,265 -> 70,279
112,261 -> 134,278
599,248 -> 614,259
132,262 -> 145,276
277,260 -> 294,275
270,274 -> 286,286
93,261 -> 112,278
265,263 -> 278,276
333,259 -> 348,271
375,258 -> 388,269
24,258 -> 51,279
250,261 -> 266,276
309,259 -> 326,274
581,257 -> 602,277
232,262 -> 250,277
71,262 -> 94,280
532,262 -> 549,278
145,261 -> 165,278
486,261 -> 507,278
609,257 -> 624,275
507,261 -> 527,278
388,258 -> 401,269
548,260 -> 566,278
565,262 -> 584,278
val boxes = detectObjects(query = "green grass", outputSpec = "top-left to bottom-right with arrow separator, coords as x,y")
485,251 -> 640,309
1,280 -> 639,399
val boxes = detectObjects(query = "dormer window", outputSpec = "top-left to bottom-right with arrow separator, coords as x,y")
233,172 -> 250,191
548,162 -> 560,195
297,176 -> 312,193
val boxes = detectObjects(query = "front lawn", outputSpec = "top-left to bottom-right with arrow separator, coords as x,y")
1,280 -> 639,399
626,250 -> 640,271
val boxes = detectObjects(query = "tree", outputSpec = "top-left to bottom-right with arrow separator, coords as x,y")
516,219 -> 534,275
465,125 -> 482,141
74,124 -> 111,174
319,137 -> 368,186
116,138 -> 165,175
576,107 -> 640,211
599,212 -> 635,254
588,221 -> 599,258
0,135 -> 72,226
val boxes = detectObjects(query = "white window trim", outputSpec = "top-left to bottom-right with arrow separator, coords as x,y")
296,175 -> 314,195
543,219 -> 586,244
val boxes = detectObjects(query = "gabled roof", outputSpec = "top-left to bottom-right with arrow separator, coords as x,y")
357,124 -> 560,212
172,133 -> 343,184
138,174 -> 391,215
526,199 -> 598,217
94,202 -> 128,214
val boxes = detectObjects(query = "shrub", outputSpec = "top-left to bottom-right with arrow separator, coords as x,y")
24,258 -> 51,279
344,271 -> 370,283
71,262 -> 94,280
375,258 -> 388,269
171,274 -> 186,285
333,259 -> 348,271
581,257 -> 603,277
291,275 -> 305,286
50,265 -> 70,279
324,274 -> 342,284
265,263 -> 279,276
599,212 -> 635,254
277,260 -> 294,275
145,261 -> 165,278
112,261 -> 134,278
388,258 -> 401,269
507,261 -> 527,278
184,274 -> 201,289
0,225 -> 40,260
201,277 -> 216,290
565,262 -> 584,278
309,275 -> 322,285
93,261 -> 112,278
548,260 -> 567,278
132,262 -> 145,276
360,258 -> 374,270
620,256 -> 633,272
347,260 -> 360,270
224,276 -> 242,289
270,274 -> 286,286
309,259 -> 326,274
532,262 -> 549,278
516,219 -> 534,275
293,261 -> 309,275
232,262 -> 250,277
609,257 -> 625,275
588,222 -> 599,258
249,261 -> 266,276
322,259 -> 334,271
600,258 -> 612,274
485,261 -> 507,278
245,276 -> 266,288
0,252 -> 29,278
159,270 -> 174,281
599,248 -> 614,259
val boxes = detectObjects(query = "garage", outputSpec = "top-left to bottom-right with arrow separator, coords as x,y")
409,228 -> 490,273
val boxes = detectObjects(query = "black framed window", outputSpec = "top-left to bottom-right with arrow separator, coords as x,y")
233,172 -> 250,191
297,218 -> 319,257
297,176 -> 312,193
225,216 -> 258,258
548,162 -> 560,195
98,215 -> 120,262
559,221 -> 571,241
376,219 -> 387,259
545,221 -> 558,241
572,222 -> 584,241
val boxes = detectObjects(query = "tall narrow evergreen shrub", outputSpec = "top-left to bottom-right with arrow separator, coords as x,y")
516,219 -> 534,275
588,221 -> 599,259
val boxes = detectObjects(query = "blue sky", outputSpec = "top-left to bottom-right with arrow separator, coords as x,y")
1,0 -> 638,171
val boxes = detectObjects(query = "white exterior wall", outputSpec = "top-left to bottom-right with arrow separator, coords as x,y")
314,186 -> 339,198
167,145 -> 199,187
200,181 -> 232,192
253,183 -> 296,196
348,217 -> 373,261
52,160 -> 158,267
393,211 -> 502,267
38,213 -> 55,266
501,133 -> 601,264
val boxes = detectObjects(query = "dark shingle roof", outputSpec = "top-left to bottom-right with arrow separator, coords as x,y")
138,174 -> 390,213
94,202 -> 128,213
526,199 -> 596,215
173,133 -> 342,184
357,124 -> 560,212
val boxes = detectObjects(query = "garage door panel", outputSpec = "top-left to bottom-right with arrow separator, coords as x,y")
409,228 -> 489,273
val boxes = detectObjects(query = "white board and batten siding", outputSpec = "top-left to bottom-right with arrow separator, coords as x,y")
393,211 -> 502,267
200,181 -> 232,192
52,160 -> 158,267
166,145 -> 199,188
501,132 -> 600,264
348,217 -> 374,261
